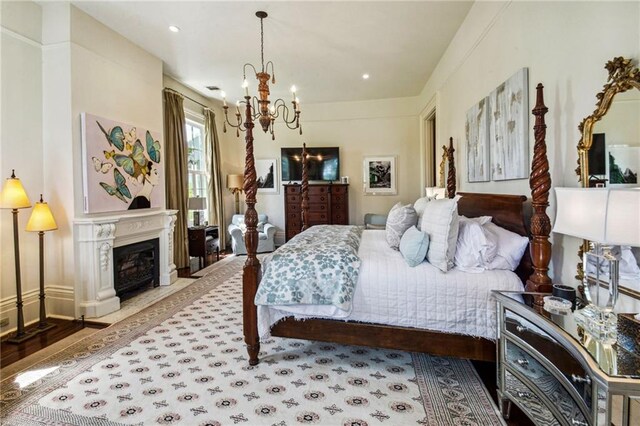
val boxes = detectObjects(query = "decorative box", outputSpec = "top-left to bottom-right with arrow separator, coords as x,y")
617,313 -> 640,354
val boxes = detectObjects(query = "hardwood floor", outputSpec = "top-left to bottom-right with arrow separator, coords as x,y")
0,318 -> 105,369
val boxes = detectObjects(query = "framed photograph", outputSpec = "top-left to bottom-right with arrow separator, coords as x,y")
488,67 -> 529,181
607,145 -> 639,187
363,156 -> 397,195
466,97 -> 490,182
256,158 -> 279,193
81,113 -> 164,213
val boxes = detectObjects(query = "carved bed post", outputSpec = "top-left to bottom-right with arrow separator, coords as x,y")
242,97 -> 261,365
446,137 -> 456,198
526,83 -> 553,302
301,143 -> 309,232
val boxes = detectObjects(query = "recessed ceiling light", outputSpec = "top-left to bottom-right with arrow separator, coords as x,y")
362,74 -> 370,80
169,25 -> 180,33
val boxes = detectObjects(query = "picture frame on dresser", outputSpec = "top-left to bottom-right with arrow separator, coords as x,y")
363,155 -> 396,195
255,158 -> 279,194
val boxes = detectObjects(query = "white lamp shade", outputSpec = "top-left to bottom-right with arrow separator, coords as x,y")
425,187 -> 446,198
553,187 -> 640,247
553,188 -> 608,241
188,197 -> 207,210
26,197 -> 58,232
605,188 -> 640,246
227,174 -> 244,190
0,174 -> 31,209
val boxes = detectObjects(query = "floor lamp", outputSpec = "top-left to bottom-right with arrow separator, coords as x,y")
26,194 -> 58,332
227,174 -> 244,214
0,170 -> 33,343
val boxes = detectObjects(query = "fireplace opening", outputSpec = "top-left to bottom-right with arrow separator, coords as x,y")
113,238 -> 160,300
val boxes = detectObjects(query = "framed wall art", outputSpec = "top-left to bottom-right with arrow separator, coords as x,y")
81,113 -> 164,213
363,156 -> 397,195
255,158 -> 279,193
466,97 -> 490,182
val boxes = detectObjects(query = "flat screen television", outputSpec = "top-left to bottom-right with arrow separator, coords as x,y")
588,133 -> 606,176
281,147 -> 339,182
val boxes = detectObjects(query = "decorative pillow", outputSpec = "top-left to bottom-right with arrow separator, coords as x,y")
419,196 -> 460,272
399,226 -> 429,267
257,221 -> 265,232
483,222 -> 529,271
454,218 -> 497,273
413,195 -> 437,222
385,203 -> 418,250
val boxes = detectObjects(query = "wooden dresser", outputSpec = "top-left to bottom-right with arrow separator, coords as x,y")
284,183 -> 349,241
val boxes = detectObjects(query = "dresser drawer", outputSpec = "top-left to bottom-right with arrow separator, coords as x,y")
331,185 -> 348,195
504,370 -> 560,425
309,194 -> 328,204
287,194 -> 301,204
505,312 -> 594,414
286,186 -> 301,194
332,194 -> 345,204
332,211 -> 347,224
308,212 -> 329,224
287,203 -> 301,213
506,339 -> 590,424
309,186 -> 328,195
309,203 -> 328,212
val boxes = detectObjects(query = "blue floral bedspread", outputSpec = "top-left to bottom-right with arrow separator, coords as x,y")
255,225 -> 363,311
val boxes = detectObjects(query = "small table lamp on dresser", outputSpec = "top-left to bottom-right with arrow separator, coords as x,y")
188,196 -> 207,227
553,187 -> 640,334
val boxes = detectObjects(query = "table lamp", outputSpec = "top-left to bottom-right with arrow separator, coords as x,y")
0,170 -> 33,343
26,194 -> 58,332
553,187 -> 640,333
188,197 -> 207,227
227,174 -> 244,214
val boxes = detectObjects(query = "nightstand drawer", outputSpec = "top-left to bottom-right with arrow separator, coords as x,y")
504,370 -> 559,425
505,312 -> 594,413
506,339 -> 590,424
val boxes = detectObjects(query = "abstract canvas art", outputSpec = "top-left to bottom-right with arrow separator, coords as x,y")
256,158 -> 279,193
466,97 -> 490,182
363,156 -> 397,195
81,113 -> 164,213
488,68 -> 529,181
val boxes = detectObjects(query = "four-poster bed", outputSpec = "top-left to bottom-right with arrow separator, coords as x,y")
240,84 -> 553,366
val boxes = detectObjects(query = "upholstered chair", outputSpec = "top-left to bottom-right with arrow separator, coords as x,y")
228,214 -> 276,255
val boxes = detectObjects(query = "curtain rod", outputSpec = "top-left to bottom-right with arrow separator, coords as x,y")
163,87 -> 212,110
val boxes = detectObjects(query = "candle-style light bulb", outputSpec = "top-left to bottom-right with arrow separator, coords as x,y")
290,85 -> 297,101
236,100 -> 240,114
295,97 -> 300,111
242,79 -> 249,96
221,91 -> 227,107
269,105 -> 276,115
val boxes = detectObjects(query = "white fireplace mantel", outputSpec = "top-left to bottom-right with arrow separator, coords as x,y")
74,209 -> 178,318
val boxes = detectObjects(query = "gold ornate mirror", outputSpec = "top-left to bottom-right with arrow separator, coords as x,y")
576,57 -> 640,300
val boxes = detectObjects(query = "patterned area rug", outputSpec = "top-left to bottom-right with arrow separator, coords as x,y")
1,257 -> 504,425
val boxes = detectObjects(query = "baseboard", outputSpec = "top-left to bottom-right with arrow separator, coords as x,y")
0,285 -> 75,334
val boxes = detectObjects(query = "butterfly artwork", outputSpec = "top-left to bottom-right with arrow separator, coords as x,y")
92,156 -> 113,174
100,168 -> 131,203
96,120 -> 125,151
114,140 -> 148,177
146,131 -> 161,163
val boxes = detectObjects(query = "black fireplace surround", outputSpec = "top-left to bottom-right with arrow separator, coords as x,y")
113,238 -> 160,298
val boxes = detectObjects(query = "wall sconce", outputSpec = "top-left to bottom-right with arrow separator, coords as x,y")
26,194 -> 58,332
0,170 -> 33,343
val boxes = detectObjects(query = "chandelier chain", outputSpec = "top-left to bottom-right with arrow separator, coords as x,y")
260,16 -> 265,72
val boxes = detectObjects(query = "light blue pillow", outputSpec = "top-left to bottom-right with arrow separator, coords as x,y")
399,226 -> 429,267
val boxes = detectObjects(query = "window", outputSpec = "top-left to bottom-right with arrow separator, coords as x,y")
186,120 -> 207,198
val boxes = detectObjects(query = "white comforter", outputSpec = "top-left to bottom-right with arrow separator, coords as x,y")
257,229 -> 524,340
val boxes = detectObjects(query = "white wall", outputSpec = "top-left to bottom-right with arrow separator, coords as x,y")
0,1 -> 45,332
417,1 -> 640,311
247,96 -> 421,243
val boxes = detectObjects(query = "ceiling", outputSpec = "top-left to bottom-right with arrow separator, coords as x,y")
72,1 -> 473,104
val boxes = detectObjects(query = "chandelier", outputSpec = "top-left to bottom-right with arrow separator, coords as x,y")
222,11 -> 302,140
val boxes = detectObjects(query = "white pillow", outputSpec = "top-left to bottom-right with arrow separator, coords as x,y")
454,218 -> 497,273
385,203 -> 418,250
419,196 -> 460,272
483,222 -> 529,271
413,195 -> 437,222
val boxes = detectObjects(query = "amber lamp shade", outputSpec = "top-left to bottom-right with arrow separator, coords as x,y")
26,196 -> 58,232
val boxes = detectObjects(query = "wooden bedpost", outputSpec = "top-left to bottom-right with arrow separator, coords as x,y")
301,143 -> 309,232
526,83 -> 553,302
446,137 -> 456,198
242,98 -> 261,365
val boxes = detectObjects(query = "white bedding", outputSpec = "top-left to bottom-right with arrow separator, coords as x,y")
257,229 -> 524,340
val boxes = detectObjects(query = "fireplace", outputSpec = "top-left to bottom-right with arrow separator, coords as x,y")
113,238 -> 160,299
